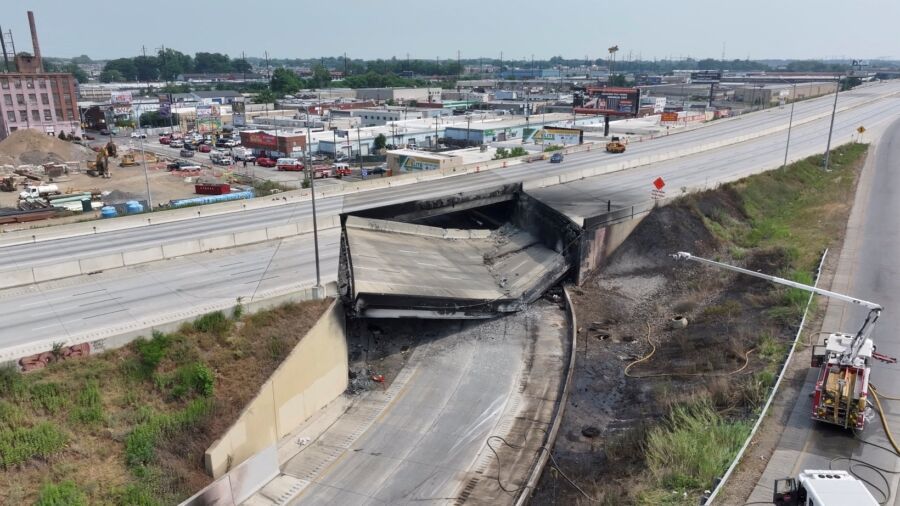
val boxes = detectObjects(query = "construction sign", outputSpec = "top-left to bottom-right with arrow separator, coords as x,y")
651,177 -> 666,199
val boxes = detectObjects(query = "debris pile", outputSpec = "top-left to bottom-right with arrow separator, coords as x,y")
0,129 -> 95,166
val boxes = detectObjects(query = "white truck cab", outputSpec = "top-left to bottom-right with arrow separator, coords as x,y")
774,470 -> 878,506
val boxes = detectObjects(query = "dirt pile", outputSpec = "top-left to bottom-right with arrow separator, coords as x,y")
604,199 -> 721,276
0,129 -> 95,166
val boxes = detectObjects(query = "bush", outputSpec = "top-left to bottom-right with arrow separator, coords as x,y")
134,332 -> 172,375
117,483 -> 161,506
164,362 -> 215,399
193,311 -> 232,336
35,480 -> 87,506
0,422 -> 68,468
0,366 -> 27,401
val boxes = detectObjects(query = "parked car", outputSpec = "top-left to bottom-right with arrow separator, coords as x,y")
182,142 -> 195,150
370,166 -> 387,175
198,144 -> 212,153
99,128 -> 111,136
159,136 -> 171,144
256,157 -> 277,167
550,152 -> 564,163
180,149 -> 195,157
215,139 -> 228,148
130,132 -> 147,139
276,158 -> 304,171
83,133 -> 95,140
167,160 -> 201,171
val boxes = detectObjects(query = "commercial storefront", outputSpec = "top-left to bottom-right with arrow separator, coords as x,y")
239,130 -> 307,158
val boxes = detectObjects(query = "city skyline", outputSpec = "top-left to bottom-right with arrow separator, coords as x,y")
2,0 -> 897,62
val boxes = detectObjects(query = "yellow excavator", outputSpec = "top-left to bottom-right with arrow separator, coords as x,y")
120,153 -> 138,167
88,146 -> 111,178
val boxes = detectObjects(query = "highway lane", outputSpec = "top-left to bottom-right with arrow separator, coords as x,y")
2,91 -> 900,356
528,91 -> 900,221
0,229 -> 340,351
746,118 -> 900,504
0,83 -> 897,273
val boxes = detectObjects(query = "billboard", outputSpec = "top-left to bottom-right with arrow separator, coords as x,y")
537,127 -> 583,145
574,87 -> 640,116
232,98 -> 246,127
660,111 -> 679,122
110,91 -> 133,105
690,71 -> 722,84
241,131 -> 278,149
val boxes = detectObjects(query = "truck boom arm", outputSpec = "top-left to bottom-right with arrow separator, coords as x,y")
673,252 -> 882,363
672,252 -> 882,311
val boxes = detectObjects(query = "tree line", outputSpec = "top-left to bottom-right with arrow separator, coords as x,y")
100,49 -> 252,83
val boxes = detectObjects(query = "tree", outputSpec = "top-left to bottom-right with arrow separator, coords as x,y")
133,55 -> 159,81
64,64 -> 89,83
232,58 -> 252,74
309,63 -> 331,89
253,89 -> 276,104
608,74 -> 629,87
194,52 -> 232,74
157,48 -> 193,80
99,69 -> 124,83
270,68 -> 301,95
71,54 -> 93,64
103,58 -> 138,81
373,133 -> 387,151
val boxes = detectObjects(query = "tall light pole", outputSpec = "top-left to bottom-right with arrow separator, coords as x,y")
782,82 -> 796,170
305,123 -> 322,297
822,75 -> 841,171
137,127 -> 153,209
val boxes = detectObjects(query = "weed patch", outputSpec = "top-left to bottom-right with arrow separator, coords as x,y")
0,422 -> 68,468
193,311 -> 232,336
35,480 -> 88,506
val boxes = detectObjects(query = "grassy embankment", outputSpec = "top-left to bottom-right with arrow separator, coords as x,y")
635,143 -> 868,505
0,299 -> 330,505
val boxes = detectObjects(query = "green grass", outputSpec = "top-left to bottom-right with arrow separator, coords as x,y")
156,362 -> 215,400
29,382 -> 68,415
0,422 -> 68,468
133,331 -> 173,376
125,398 -> 214,472
35,480 -> 88,506
644,400 -> 750,493
70,381 -> 104,425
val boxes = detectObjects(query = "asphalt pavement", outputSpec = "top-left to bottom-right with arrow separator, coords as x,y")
1,82 -> 897,274
746,117 -> 900,504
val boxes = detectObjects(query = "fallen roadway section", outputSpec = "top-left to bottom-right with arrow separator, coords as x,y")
242,300 -> 571,505
339,216 -> 569,318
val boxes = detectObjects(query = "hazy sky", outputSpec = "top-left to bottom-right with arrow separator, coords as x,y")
4,0 -> 897,62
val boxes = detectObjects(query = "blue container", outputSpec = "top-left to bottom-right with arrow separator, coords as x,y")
100,206 -> 118,219
125,200 -> 144,214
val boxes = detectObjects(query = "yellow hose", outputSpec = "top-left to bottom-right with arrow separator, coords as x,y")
870,385 -> 900,455
624,322 -> 755,379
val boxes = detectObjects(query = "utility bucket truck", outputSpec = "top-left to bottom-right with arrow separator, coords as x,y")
672,252 -> 893,431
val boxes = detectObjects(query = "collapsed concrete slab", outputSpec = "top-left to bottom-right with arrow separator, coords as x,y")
339,216 -> 570,318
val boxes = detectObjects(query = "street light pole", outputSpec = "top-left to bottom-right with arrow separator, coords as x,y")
306,124 -> 322,296
782,83 -> 796,169
137,129 -> 153,209
823,76 -> 841,171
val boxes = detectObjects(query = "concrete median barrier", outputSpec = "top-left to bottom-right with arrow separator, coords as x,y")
266,223 -> 299,240
122,246 -> 164,266
32,260 -> 81,283
162,239 -> 202,258
200,234 -> 236,251
233,229 -> 268,246
79,253 -> 125,273
0,269 -> 35,289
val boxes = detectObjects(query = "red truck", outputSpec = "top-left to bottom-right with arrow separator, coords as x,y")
276,158 -> 304,171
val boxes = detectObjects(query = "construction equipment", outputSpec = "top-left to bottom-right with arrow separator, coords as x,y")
672,252 -> 892,431
0,176 -> 16,192
773,469 -> 878,505
88,146 -> 111,178
119,153 -> 138,167
606,136 -> 626,153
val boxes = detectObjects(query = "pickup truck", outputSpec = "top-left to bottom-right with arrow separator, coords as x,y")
166,160 -> 202,171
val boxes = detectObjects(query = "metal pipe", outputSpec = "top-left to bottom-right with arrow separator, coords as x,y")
782,83 -> 796,169
306,124 -> 322,293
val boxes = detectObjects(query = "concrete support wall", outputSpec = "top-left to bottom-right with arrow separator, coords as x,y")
577,215 -> 649,284
204,300 -> 348,479
512,192 -> 582,273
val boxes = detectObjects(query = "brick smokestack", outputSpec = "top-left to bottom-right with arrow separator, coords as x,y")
27,11 -> 43,72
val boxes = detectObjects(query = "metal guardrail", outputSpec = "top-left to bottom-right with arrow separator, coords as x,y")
703,249 -> 829,505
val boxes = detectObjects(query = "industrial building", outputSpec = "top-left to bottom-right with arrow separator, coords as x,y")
0,11 -> 81,140
354,87 -> 442,103
442,113 -> 600,145
733,81 -> 838,106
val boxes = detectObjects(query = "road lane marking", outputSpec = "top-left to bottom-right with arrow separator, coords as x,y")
82,308 -> 130,319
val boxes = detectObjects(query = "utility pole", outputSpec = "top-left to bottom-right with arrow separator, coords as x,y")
138,131 -> 152,210
823,75 -> 841,171
305,124 -> 322,297
782,83 -> 796,169
356,125 -> 363,170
